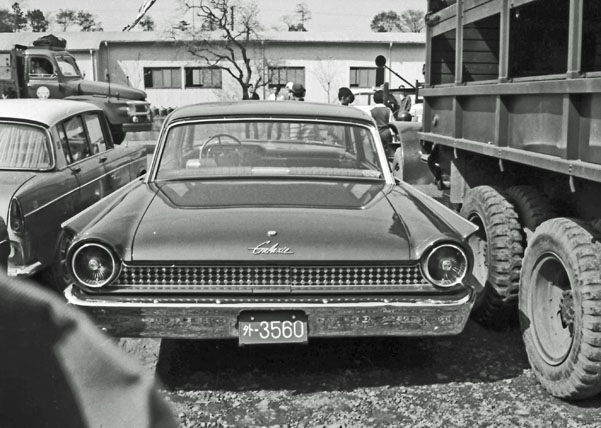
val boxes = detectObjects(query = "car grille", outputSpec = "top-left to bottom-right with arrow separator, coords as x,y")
112,264 -> 427,292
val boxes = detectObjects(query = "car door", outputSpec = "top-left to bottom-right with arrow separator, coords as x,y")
26,55 -> 63,99
58,115 -> 106,213
81,111 -> 136,194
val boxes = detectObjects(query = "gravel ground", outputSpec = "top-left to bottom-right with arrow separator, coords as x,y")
119,321 -> 601,427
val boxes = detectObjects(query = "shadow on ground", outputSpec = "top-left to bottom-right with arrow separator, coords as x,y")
156,320 -> 529,393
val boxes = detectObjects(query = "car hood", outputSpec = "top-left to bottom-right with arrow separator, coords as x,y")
67,79 -> 147,100
0,171 -> 37,217
124,180 -> 465,263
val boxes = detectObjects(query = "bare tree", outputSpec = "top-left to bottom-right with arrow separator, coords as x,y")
399,9 -> 425,32
139,15 -> 155,31
176,0 -> 275,96
313,57 -> 341,103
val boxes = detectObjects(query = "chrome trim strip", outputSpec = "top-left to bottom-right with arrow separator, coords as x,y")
65,285 -> 471,308
8,261 -> 43,277
24,157 -> 143,218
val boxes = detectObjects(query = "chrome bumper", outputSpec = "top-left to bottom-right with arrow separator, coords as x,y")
65,286 -> 476,339
8,261 -> 43,277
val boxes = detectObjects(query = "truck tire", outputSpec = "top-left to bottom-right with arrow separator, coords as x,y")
41,231 -> 74,293
520,218 -> 601,399
505,185 -> 557,240
459,186 -> 524,329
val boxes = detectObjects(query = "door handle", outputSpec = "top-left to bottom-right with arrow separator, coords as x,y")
99,156 -> 108,163
71,166 -> 82,174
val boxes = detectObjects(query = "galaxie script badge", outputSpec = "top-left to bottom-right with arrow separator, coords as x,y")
249,240 -> 294,255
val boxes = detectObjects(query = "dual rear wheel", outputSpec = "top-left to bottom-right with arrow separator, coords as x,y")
460,185 -> 601,399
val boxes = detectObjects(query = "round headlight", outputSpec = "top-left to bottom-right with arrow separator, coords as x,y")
71,243 -> 119,288
422,244 -> 468,288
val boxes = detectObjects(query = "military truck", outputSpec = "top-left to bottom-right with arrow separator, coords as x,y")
420,0 -> 601,399
0,35 -> 151,143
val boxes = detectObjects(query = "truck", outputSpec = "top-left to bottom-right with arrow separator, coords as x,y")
419,0 -> 601,399
0,34 -> 152,143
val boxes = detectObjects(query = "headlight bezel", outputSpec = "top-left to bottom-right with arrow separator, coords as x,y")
421,242 -> 469,288
70,241 -> 121,289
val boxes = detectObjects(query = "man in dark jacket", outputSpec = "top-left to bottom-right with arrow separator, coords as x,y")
242,83 -> 260,100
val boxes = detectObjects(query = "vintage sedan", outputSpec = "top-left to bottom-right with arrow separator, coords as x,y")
1,99 -> 146,290
63,101 -> 479,342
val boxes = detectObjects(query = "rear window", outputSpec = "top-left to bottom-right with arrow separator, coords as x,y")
156,119 -> 383,180
0,123 -> 51,170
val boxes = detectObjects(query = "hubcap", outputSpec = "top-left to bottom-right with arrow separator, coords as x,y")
531,253 -> 574,366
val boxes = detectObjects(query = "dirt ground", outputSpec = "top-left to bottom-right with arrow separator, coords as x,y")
119,321 -> 601,428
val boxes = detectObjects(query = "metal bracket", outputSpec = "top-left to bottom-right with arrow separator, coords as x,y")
569,175 -> 576,193
498,158 -> 504,172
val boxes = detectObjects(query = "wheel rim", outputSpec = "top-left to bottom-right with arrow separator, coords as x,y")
531,252 -> 574,366
467,214 -> 488,288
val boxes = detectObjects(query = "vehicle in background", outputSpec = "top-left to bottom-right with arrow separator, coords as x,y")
0,216 -> 8,272
1,99 -> 147,290
62,101 -> 479,344
0,35 -> 152,144
421,0 -> 601,399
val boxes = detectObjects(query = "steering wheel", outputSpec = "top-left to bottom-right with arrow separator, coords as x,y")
199,133 -> 243,159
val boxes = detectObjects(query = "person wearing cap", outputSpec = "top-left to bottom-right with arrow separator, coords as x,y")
291,83 -> 306,101
337,87 -> 355,106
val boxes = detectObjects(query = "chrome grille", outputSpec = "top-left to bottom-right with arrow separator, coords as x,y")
113,265 -> 425,290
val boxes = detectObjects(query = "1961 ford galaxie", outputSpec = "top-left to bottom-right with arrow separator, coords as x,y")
1,99 -> 146,290
63,101 -> 480,343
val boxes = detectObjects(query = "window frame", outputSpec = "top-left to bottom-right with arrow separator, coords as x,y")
184,67 -> 222,88
143,67 -> 182,89
349,67 -> 378,88
268,66 -> 305,87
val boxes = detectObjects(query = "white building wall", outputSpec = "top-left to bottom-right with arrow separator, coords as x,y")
101,39 -> 425,109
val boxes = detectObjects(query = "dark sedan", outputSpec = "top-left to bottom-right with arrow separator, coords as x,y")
63,101 -> 479,342
1,99 -> 146,290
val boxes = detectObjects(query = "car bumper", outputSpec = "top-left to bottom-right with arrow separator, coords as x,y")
65,287 -> 476,339
122,122 -> 152,133
8,261 -> 43,277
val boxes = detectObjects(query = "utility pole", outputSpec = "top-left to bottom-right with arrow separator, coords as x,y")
230,6 -> 234,30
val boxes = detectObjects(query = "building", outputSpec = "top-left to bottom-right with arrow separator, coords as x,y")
0,31 -> 425,108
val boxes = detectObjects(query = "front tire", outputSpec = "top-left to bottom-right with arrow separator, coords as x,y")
460,186 -> 524,329
41,231 -> 74,293
520,218 -> 601,399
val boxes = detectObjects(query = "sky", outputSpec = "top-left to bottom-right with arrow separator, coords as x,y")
3,0 -> 426,33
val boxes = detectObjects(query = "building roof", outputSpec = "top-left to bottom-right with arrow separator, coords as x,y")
0,99 -> 100,127
0,30 -> 425,51
167,100 -> 374,124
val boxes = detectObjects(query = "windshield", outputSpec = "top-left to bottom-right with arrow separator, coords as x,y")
155,120 -> 384,181
0,123 -> 51,170
56,55 -> 81,78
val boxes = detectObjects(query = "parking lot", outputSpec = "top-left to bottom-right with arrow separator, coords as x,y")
119,321 -> 601,428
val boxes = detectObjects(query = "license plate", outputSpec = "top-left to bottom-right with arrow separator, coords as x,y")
238,311 -> 308,345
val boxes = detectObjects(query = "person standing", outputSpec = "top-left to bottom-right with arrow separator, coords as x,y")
369,90 -> 394,156
242,83 -> 260,100
337,87 -> 355,106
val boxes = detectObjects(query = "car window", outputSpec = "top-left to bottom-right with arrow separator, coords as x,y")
83,113 -> 108,154
156,120 -> 383,180
0,122 -> 51,170
55,55 -> 81,78
62,116 -> 90,162
29,57 -> 55,78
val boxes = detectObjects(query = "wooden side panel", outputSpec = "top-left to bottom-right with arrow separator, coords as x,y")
461,96 -> 496,143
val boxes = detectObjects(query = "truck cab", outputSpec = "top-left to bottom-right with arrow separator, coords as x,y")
0,35 -> 152,143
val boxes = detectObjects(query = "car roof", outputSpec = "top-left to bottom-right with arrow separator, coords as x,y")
167,101 -> 375,124
0,99 -> 101,127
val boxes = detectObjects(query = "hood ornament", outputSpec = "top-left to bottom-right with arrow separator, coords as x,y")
267,230 -> 277,237
249,240 -> 294,255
